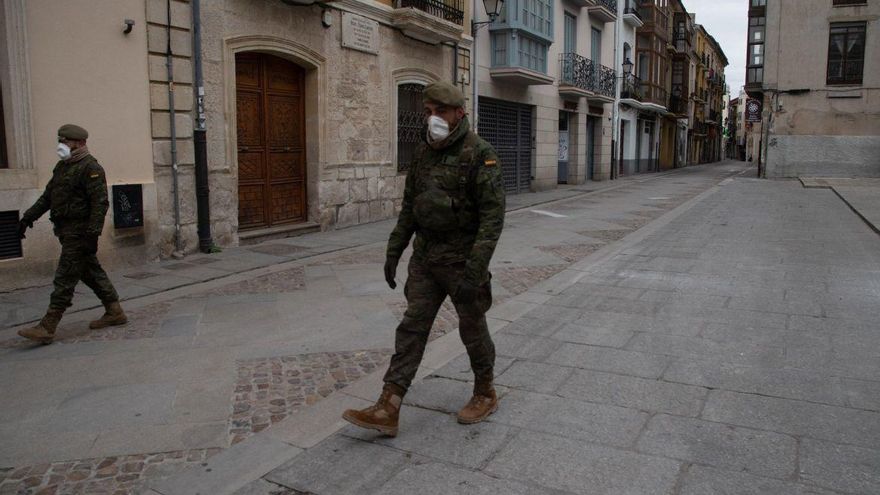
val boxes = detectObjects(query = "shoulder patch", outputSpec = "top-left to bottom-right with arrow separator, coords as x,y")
484,159 -> 497,167
89,173 -> 101,178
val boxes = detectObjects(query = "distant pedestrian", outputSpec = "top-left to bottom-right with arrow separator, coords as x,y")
17,124 -> 127,344
342,82 -> 505,436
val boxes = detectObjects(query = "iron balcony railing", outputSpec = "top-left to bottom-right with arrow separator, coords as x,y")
397,0 -> 464,25
641,83 -> 667,107
559,53 -> 616,99
621,73 -> 643,101
668,95 -> 687,115
595,0 -> 617,12
709,110 -> 720,122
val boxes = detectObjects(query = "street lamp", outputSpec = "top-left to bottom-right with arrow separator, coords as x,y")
472,0 -> 504,35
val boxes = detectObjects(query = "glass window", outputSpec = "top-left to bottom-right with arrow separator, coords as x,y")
827,22 -> 867,85
564,13 -> 577,54
522,0 -> 553,37
396,83 -> 425,172
0,85 -> 7,169
492,32 -> 508,66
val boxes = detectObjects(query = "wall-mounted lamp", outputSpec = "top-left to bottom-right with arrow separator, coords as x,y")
123,19 -> 135,35
622,58 -> 633,77
472,0 -> 504,36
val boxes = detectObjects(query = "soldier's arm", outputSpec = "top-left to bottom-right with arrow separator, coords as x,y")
22,169 -> 56,224
463,149 -> 505,285
386,161 -> 418,259
84,162 -> 110,236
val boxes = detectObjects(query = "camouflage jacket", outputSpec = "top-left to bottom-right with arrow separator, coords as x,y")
387,116 -> 505,285
23,154 -> 109,236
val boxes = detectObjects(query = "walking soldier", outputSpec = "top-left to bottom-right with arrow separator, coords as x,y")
342,82 -> 505,436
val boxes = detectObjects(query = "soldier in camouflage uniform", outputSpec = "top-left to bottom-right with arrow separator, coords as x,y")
17,124 -> 127,344
343,82 -> 505,436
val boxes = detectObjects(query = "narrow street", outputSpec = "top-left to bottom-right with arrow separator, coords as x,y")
2,160 -> 879,494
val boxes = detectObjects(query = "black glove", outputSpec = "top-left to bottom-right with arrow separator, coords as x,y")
454,279 -> 480,303
384,256 -> 400,289
83,234 -> 99,255
18,220 -> 32,239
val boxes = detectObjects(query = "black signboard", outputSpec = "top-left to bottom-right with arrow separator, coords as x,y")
746,98 -> 763,122
112,184 -> 144,229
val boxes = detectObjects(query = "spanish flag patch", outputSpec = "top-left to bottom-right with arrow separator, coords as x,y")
484,159 -> 497,167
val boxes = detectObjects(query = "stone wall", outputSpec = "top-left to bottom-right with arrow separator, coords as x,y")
198,0 -> 461,242
146,0 -> 197,257
766,135 -> 880,178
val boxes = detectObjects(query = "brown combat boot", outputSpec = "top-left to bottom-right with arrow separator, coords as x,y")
457,380 -> 498,424
341,384 -> 403,437
89,301 -> 128,329
18,309 -> 63,344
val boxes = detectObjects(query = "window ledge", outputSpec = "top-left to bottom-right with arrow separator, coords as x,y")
0,169 -> 38,190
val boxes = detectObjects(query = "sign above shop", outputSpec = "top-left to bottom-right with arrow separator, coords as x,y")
342,13 -> 379,55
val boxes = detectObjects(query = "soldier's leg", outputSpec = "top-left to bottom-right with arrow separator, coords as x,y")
48,235 -> 87,312
382,258 -> 447,393
446,267 -> 495,383
79,254 -> 120,304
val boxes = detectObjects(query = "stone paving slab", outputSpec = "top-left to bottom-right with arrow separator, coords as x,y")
485,429 -> 681,495
636,414 -> 798,478
679,465 -> 839,495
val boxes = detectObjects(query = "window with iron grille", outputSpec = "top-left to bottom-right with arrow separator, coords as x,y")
827,22 -> 866,85
0,211 -> 23,260
396,83 -> 425,172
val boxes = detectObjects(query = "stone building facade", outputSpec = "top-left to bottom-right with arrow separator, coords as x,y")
746,0 -> 880,177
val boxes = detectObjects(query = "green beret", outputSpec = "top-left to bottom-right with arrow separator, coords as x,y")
58,124 -> 88,141
423,81 -> 465,108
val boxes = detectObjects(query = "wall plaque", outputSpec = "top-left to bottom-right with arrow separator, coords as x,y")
112,184 -> 144,229
342,13 -> 379,55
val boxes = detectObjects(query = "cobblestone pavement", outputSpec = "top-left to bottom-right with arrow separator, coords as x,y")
230,350 -> 392,445
1,162 -> 770,495
0,449 -> 222,495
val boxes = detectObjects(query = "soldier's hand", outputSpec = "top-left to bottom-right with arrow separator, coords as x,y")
17,220 -> 32,239
384,256 -> 400,289
453,279 -> 479,303
83,234 -> 99,255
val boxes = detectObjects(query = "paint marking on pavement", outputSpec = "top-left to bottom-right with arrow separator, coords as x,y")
648,197 -> 671,200
530,209 -> 568,218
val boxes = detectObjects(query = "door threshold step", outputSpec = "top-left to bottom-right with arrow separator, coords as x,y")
239,222 -> 321,245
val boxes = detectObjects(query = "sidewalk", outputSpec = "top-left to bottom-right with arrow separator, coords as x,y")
0,167 -> 686,330
3,161 -> 879,495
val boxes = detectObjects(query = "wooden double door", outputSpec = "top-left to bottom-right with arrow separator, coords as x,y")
236,52 -> 306,230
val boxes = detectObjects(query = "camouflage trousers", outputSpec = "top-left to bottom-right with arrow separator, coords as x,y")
49,235 -> 119,311
383,257 -> 495,393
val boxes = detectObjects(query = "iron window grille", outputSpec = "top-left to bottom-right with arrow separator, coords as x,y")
832,0 -> 867,5
396,83 -> 425,172
0,211 -> 23,260
827,22 -> 866,85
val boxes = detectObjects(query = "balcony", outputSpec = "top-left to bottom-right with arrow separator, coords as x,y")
672,30 -> 690,56
392,0 -> 465,44
641,83 -> 667,108
637,2 -> 669,40
622,0 -> 643,27
558,53 -> 615,102
588,0 -> 617,23
708,110 -> 720,123
668,95 -> 687,115
621,73 -> 643,101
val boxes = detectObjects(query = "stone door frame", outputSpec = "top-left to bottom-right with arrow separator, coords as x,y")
223,36 -> 326,230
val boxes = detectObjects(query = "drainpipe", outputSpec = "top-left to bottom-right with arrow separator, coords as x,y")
471,0 -> 479,130
166,0 -> 182,254
610,0 -> 622,180
191,0 -> 215,253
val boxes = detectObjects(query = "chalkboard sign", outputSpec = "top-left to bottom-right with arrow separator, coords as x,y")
112,184 -> 143,229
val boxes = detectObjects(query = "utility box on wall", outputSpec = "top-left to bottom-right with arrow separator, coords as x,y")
112,184 -> 144,229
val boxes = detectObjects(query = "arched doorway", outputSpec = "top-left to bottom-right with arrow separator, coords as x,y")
235,52 -> 306,230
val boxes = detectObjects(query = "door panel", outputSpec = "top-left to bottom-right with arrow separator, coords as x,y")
236,52 -> 306,230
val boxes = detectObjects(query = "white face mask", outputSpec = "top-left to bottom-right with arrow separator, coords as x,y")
427,115 -> 450,141
56,142 -> 71,160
